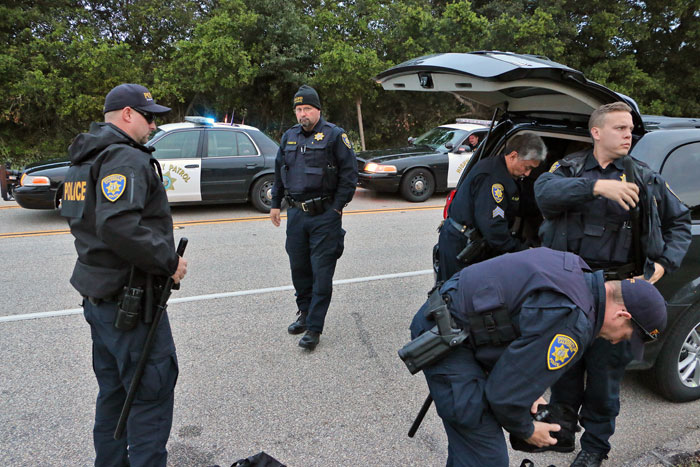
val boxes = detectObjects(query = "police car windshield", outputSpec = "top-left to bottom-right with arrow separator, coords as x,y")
413,127 -> 468,150
147,130 -> 166,146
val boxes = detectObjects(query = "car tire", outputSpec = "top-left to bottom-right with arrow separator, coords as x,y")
650,304 -> 700,402
250,175 -> 277,213
400,168 -> 435,202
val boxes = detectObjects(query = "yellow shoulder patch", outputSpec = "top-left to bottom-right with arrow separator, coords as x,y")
547,334 -> 578,370
342,133 -> 352,149
548,161 -> 561,173
101,174 -> 126,202
491,183 -> 504,203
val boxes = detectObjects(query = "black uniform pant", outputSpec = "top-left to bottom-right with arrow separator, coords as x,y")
410,305 -> 509,467
83,298 -> 178,467
550,337 -> 634,455
285,206 -> 345,333
437,221 -> 469,283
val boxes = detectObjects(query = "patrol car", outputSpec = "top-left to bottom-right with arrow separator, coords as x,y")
4,117 -> 281,213
376,51 -> 700,402
357,120 -> 489,202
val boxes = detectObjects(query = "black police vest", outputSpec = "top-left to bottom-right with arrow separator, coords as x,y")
281,123 -> 338,196
455,248 -> 594,346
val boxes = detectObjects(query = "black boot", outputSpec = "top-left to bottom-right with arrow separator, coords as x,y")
570,450 -> 607,467
299,330 -> 320,350
287,311 -> 307,335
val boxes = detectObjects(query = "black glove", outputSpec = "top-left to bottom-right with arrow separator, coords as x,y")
509,403 -> 580,453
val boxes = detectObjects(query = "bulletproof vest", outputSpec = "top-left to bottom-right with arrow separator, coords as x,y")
560,153 -> 632,266
280,122 -> 338,196
454,248 -> 594,347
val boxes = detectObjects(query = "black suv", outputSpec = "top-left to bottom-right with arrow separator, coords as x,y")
376,51 -> 700,402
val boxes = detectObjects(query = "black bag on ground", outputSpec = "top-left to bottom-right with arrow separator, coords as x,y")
509,403 -> 580,453
230,451 -> 286,467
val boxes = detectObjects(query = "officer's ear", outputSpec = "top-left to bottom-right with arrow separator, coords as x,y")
505,150 -> 518,161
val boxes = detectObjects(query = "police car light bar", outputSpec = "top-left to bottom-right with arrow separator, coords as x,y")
185,116 -> 215,125
455,118 -> 492,125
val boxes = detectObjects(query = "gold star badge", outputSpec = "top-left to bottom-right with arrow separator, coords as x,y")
314,132 -> 325,141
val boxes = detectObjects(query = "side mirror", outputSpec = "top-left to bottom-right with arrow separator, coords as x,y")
445,143 -> 454,150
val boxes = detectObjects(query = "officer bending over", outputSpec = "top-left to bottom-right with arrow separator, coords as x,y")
269,85 -> 358,351
61,84 -> 187,467
406,248 -> 666,467
535,102 -> 690,467
437,132 -> 546,283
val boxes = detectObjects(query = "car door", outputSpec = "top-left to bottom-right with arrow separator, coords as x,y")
200,129 -> 264,202
447,130 -> 488,188
150,129 -> 203,202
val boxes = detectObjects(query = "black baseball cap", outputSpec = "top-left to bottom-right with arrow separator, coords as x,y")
103,84 -> 171,114
621,278 -> 667,360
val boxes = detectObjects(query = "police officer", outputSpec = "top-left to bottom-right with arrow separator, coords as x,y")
269,85 -> 358,351
61,84 -> 187,467
437,132 -> 546,283
535,102 -> 691,466
408,248 -> 667,467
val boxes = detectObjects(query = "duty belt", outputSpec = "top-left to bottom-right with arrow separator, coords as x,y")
447,217 -> 470,234
602,263 -> 638,280
286,195 -> 332,214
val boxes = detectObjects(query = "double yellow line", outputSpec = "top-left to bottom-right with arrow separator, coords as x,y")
0,205 -> 442,239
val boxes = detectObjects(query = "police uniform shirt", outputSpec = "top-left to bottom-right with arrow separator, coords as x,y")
448,155 -> 525,253
271,117 -> 357,212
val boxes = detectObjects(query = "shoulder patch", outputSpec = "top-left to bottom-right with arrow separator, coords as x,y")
547,334 -> 579,370
492,206 -> 505,218
342,133 -> 352,149
549,161 -> 561,173
491,183 -> 504,203
101,174 -> 126,202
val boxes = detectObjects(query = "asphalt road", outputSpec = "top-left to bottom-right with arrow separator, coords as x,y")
1,189 -> 698,467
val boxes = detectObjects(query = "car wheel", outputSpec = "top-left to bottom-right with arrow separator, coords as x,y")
651,304 -> 700,402
400,168 -> 435,202
250,175 -> 276,213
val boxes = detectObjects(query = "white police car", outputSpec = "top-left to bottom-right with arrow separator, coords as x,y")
7,117 -> 281,213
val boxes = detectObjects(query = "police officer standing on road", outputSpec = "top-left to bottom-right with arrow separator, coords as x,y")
437,132 -> 546,283
61,84 -> 187,467
535,102 -> 691,466
405,248 -> 667,467
269,85 -> 358,351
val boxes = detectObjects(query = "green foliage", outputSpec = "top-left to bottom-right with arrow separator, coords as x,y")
0,0 -> 698,166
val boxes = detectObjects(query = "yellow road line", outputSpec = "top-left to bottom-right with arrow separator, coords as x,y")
0,205 -> 20,210
0,205 -> 442,239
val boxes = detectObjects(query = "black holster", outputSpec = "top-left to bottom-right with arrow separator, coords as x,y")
456,227 -> 491,264
114,267 -> 143,331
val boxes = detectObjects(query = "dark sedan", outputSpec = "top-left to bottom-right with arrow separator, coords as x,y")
4,117 -> 281,213
357,120 -> 488,202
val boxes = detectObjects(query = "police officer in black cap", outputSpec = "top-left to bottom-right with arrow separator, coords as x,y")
61,83 -> 187,466
407,248 -> 667,467
535,102 -> 690,466
436,132 -> 546,283
270,85 -> 358,350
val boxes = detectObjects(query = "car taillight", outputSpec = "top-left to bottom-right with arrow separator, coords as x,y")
443,189 -> 456,219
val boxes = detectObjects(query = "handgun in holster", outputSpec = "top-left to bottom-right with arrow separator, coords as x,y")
398,289 -> 468,374
456,227 -> 490,264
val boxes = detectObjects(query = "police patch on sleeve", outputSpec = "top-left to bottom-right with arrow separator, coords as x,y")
547,334 -> 578,370
342,133 -> 352,149
491,183 -> 504,203
549,161 -> 561,173
101,174 -> 126,202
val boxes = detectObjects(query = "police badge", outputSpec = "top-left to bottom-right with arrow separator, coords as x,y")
101,174 -> 126,202
491,183 -> 504,203
547,334 -> 579,370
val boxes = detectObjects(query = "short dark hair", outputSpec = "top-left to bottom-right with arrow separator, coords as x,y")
589,102 -> 632,131
505,132 -> 547,162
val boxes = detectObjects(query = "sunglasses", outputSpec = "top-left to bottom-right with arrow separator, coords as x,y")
132,108 -> 156,124
629,314 -> 658,343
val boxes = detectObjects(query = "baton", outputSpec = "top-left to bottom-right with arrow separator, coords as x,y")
408,394 -> 433,437
114,237 -> 188,440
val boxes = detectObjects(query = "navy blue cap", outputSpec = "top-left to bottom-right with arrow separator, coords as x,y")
103,84 -> 171,114
621,278 -> 667,360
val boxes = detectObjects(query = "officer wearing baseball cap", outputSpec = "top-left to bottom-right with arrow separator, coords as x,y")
269,85 -> 358,351
62,83 -> 186,466
404,248 -> 667,467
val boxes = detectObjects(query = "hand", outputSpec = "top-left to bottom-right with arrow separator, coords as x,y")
270,208 -> 281,227
593,179 -> 639,210
531,396 -> 547,415
635,262 -> 665,284
524,421 -> 560,448
171,256 -> 187,284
